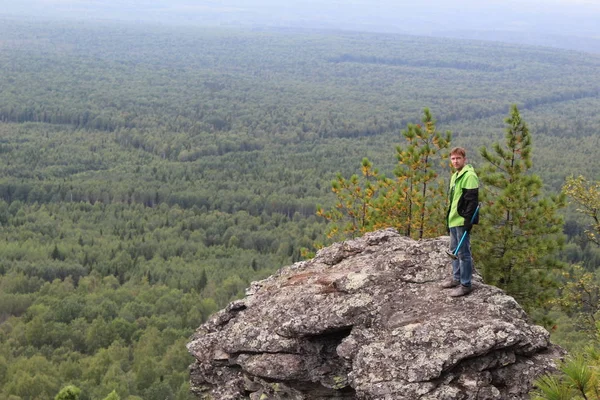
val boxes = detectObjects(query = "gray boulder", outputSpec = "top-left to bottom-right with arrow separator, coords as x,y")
187,229 -> 564,399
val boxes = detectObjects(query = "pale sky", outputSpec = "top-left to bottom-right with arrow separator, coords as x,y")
1,0 -> 599,41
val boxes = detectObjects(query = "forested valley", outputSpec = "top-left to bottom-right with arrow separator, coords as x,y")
1,17 -> 600,400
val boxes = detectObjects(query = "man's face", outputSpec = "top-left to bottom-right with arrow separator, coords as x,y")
450,153 -> 466,171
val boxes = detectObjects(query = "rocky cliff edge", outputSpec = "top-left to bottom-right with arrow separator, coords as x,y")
187,229 -> 564,399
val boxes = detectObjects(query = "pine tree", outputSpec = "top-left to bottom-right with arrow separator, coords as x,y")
531,355 -> 599,400
377,108 -> 451,238
474,104 -> 566,312
198,269 -> 208,291
51,244 -> 63,261
317,157 -> 380,239
317,108 -> 451,240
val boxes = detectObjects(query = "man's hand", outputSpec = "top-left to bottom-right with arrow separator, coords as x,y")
464,220 -> 473,233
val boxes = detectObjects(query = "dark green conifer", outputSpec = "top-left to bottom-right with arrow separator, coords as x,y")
474,105 -> 566,311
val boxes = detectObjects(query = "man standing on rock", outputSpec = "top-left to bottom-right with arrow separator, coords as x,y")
442,147 -> 479,297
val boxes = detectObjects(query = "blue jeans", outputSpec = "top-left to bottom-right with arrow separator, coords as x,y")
449,226 -> 473,287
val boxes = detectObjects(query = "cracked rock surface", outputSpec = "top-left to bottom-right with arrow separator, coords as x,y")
187,229 -> 564,399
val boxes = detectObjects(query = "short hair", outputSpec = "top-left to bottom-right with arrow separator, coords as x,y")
450,147 -> 466,157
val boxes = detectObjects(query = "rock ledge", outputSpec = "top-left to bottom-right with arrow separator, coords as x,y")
187,229 -> 563,399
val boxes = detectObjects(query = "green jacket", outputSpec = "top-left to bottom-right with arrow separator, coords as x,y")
447,164 -> 479,228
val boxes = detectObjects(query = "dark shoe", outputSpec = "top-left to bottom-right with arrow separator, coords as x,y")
449,285 -> 473,297
441,279 -> 460,289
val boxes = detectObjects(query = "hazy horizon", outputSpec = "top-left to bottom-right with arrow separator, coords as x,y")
2,0 -> 600,53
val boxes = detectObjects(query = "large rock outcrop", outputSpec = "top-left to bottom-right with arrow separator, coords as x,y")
187,229 -> 564,399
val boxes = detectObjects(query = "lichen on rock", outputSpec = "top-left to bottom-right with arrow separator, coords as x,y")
187,228 -> 564,399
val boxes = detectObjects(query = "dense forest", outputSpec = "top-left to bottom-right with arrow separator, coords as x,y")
1,17 -> 600,399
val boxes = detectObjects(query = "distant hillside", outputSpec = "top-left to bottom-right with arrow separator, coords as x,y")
433,30 -> 600,55
2,0 -> 600,54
